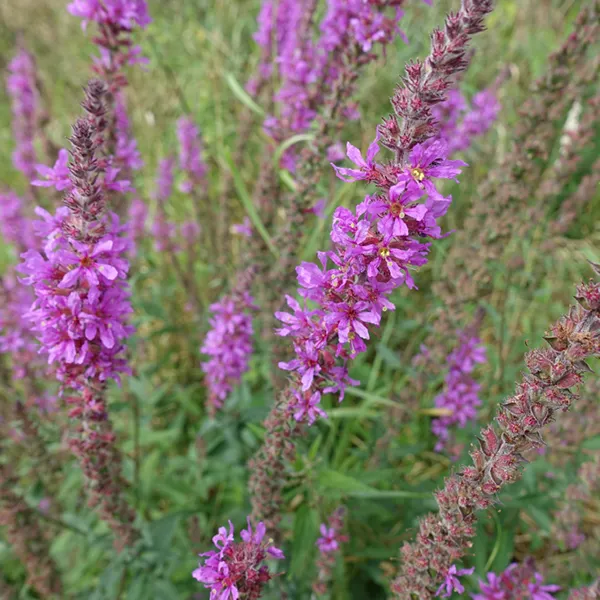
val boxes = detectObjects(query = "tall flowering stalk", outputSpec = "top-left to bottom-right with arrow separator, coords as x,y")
67,0 -> 150,214
432,326 -> 486,452
18,80 -> 136,550
378,5 -> 600,467
313,507 -> 348,597
389,265 -> 600,597
201,268 -> 257,415
6,48 -> 41,182
249,0 -> 495,532
258,0 -> 435,310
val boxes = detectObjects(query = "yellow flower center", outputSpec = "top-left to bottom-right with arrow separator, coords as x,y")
411,167 -> 425,182
379,247 -> 390,258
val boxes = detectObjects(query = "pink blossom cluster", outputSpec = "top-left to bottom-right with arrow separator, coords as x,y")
192,518 -> 284,599
0,190 -> 36,253
19,84 -> 135,391
431,330 -> 486,451
67,0 -> 151,28
5,49 -> 39,179
68,0 -> 151,78
472,560 -> 560,600
201,289 -> 257,415
19,208 -> 134,387
0,273 -> 40,380
432,88 -> 501,154
252,0 -> 428,170
275,138 -> 466,424
150,118 -> 205,252
32,148 -> 131,196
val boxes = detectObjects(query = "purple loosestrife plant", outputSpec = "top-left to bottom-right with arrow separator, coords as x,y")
68,0 -> 149,215
249,0 -> 495,533
313,507 -> 348,597
431,328 -> 486,452
201,268 -> 257,415
275,135 -> 466,423
6,48 -> 40,181
18,80 -> 136,549
472,559 -> 560,600
192,517 -> 284,599
68,0 -> 151,74
389,266 -> 600,596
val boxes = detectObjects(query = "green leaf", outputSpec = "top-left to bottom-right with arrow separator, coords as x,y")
317,470 -> 428,499
220,149 -> 278,257
527,505 -> 552,532
273,133 -> 315,170
582,435 -> 600,450
290,505 -> 319,578
224,72 -> 265,116
148,514 -> 181,552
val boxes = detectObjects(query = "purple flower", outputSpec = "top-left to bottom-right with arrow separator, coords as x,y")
201,288 -> 257,414
177,117 -> 207,193
114,97 -> 143,172
155,157 -> 175,202
6,48 -> 39,179
0,191 -> 37,252
193,517 -> 284,598
316,525 -> 339,553
528,573 -> 561,600
436,564 -> 475,598
472,561 -> 560,600
399,139 -> 467,201
58,239 -> 120,289
127,197 -> 148,247
292,390 -> 327,425
67,0 -> 151,29
231,217 -> 253,237
332,132 -> 381,183
368,180 -> 427,237
32,149 -> 72,192
433,87 -> 501,154
432,329 -> 486,451
312,198 -> 327,219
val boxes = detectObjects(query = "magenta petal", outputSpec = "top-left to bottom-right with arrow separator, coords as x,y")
58,268 -> 80,289
97,263 -> 118,280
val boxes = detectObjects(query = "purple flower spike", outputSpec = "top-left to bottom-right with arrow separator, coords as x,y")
193,516 -> 284,598
6,48 -> 40,179
201,276 -> 257,415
